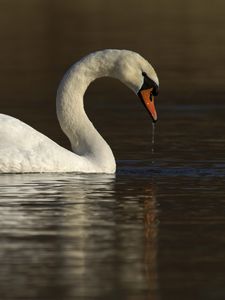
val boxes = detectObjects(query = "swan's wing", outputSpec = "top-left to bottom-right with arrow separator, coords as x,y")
0,114 -> 82,173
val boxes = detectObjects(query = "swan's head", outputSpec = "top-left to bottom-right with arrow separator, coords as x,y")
114,50 -> 159,122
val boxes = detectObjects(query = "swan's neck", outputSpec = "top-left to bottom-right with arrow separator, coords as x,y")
56,50 -> 119,173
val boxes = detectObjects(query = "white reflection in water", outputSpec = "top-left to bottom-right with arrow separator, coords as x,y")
0,173 -> 159,300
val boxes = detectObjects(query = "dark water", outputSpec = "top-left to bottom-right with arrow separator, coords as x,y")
1,1 -> 225,299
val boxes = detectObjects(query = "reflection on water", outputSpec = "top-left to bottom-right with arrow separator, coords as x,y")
1,159 -> 225,300
0,173 -> 159,300
144,186 -> 159,300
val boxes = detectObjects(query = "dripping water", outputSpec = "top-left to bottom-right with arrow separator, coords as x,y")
152,122 -> 155,163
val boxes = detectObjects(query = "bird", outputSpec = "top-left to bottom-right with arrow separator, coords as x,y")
0,49 -> 159,173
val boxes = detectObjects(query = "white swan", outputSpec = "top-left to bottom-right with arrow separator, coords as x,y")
0,49 -> 159,173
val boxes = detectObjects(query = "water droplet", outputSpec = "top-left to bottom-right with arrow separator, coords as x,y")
152,123 -> 155,163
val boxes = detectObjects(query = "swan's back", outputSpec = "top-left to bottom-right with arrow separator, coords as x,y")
0,114 -> 82,173
0,114 -> 45,148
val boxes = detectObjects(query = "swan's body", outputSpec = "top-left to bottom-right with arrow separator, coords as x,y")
0,49 -> 159,173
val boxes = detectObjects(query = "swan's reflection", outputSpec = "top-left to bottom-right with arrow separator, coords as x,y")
0,173 -> 159,300
144,185 -> 159,299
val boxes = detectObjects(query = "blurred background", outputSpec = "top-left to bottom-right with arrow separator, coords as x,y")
0,0 -> 225,156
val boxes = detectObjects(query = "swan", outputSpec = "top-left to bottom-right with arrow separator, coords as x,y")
0,49 -> 159,174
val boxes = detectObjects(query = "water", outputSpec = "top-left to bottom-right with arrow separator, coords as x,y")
1,106 -> 225,300
152,122 -> 155,157
0,173 -> 156,300
1,0 -> 225,299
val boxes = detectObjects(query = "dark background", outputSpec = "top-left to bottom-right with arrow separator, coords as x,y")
1,0 -> 225,152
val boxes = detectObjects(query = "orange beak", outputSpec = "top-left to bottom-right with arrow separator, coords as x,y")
138,88 -> 157,122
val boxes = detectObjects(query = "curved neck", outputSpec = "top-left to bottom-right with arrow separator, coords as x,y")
56,50 -> 120,172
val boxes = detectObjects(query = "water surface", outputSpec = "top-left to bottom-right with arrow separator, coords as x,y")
1,105 -> 225,300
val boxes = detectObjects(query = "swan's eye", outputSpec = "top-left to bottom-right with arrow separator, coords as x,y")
149,88 -> 154,101
150,92 -> 153,101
